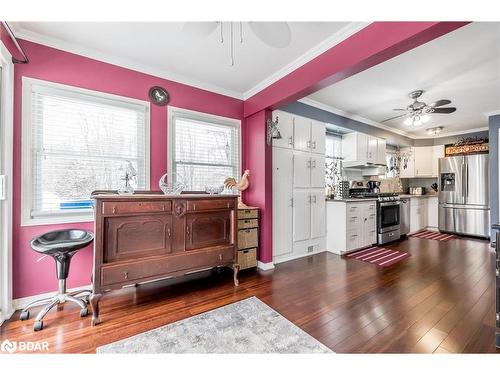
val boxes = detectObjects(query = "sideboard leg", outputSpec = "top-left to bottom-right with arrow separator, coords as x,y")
89,293 -> 102,326
232,264 -> 240,286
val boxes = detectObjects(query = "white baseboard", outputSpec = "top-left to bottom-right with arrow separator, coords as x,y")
257,261 -> 275,271
0,307 -> 15,325
12,284 -> 92,311
273,248 -> 326,265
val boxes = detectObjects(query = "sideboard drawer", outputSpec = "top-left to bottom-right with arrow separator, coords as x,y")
238,209 -> 259,219
187,199 -> 235,212
238,218 -> 258,229
101,247 -> 235,287
237,248 -> 257,270
238,228 -> 258,250
102,201 -> 172,215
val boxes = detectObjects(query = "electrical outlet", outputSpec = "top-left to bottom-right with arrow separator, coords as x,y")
307,246 -> 314,253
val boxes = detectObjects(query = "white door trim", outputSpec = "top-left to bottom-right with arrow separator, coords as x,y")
0,41 -> 14,324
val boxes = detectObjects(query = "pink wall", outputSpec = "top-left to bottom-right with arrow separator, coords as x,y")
12,39 -> 243,299
244,110 -> 272,263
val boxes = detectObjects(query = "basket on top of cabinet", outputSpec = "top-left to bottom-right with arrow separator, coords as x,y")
237,208 -> 259,270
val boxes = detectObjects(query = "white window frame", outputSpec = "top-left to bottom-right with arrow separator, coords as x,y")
0,41 -> 14,324
21,77 -> 151,226
167,106 -> 241,190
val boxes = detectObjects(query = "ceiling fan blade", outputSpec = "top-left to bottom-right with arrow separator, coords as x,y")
392,108 -> 407,111
183,22 -> 218,37
248,22 -> 291,48
431,107 -> 456,114
428,99 -> 451,108
381,114 -> 407,123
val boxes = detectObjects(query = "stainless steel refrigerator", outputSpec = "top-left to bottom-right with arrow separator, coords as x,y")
438,154 -> 490,238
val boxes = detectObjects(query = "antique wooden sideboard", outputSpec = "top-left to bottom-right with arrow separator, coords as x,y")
89,192 -> 239,326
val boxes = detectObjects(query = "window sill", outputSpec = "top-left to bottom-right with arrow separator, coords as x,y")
21,211 -> 94,227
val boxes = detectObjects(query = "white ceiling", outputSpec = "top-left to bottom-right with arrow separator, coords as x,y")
307,22 -> 500,138
11,21 -> 364,99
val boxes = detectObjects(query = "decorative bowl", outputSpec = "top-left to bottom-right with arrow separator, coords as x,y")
159,173 -> 185,195
205,184 -> 224,195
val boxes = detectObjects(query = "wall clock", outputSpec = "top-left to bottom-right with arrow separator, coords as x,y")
148,86 -> 169,106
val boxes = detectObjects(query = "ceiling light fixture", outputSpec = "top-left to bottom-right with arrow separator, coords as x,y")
426,126 -> 444,136
404,111 -> 431,127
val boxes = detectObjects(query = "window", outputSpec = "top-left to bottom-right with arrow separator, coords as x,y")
22,78 -> 150,225
168,107 -> 240,192
325,134 -> 343,188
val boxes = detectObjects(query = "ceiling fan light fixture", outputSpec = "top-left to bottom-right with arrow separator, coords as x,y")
404,117 -> 413,126
422,114 -> 430,123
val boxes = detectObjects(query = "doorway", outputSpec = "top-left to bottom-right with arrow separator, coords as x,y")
0,41 -> 14,324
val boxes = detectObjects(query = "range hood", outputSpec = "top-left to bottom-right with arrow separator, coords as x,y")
342,161 -> 387,168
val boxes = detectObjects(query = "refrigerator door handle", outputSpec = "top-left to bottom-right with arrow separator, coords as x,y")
461,162 -> 467,202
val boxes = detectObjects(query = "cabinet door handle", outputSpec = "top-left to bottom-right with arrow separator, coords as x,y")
167,227 -> 171,237
290,198 -> 294,207
219,254 -> 223,261
307,159 -> 312,168
312,141 -> 316,149
288,136 -> 294,146
186,226 -> 191,238
307,140 -> 311,149
123,271 -> 129,280
112,205 -> 117,214
312,160 -> 316,168
312,195 -> 317,203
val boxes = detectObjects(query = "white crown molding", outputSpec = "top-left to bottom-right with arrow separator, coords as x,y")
242,22 -> 371,100
299,97 -> 489,140
9,23 -> 244,100
412,126 -> 490,139
298,97 -> 411,138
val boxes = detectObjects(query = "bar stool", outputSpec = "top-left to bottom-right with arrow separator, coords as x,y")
20,229 -> 94,331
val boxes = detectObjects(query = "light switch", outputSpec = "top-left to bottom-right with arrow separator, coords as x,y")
0,175 -> 6,200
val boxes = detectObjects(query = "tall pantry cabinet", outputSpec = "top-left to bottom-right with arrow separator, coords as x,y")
272,110 -> 326,264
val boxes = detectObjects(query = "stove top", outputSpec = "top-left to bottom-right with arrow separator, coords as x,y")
348,190 -> 400,202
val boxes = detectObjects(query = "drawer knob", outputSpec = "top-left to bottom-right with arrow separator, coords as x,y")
219,254 -> 223,261
112,205 -> 117,214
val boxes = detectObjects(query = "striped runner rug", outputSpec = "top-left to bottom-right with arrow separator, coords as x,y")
345,246 -> 410,267
409,230 -> 456,241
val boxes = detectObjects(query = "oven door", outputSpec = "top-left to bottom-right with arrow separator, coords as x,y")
378,202 -> 400,233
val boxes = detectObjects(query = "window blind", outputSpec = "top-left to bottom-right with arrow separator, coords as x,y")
172,116 -> 240,191
28,83 -> 149,217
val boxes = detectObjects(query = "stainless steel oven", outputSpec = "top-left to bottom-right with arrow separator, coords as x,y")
377,200 -> 401,245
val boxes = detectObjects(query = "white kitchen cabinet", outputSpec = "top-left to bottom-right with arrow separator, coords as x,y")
414,146 -> 434,177
432,145 -> 444,177
376,138 -> 387,165
410,198 -> 427,233
293,190 -> 312,242
342,132 -> 386,166
326,200 -> 377,255
272,148 -> 294,258
311,189 -> 326,239
400,147 -> 415,178
311,121 -> 326,154
426,196 -> 439,229
293,153 -> 311,188
367,136 -> 378,163
271,111 -> 294,149
294,116 -> 311,152
310,154 -> 326,188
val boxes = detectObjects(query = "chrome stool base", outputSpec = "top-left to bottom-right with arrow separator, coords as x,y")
20,280 -> 90,331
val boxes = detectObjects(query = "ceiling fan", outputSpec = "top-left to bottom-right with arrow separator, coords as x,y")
381,90 -> 456,126
183,22 -> 292,66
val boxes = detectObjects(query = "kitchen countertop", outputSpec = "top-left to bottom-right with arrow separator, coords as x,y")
326,198 -> 378,202
399,194 -> 439,199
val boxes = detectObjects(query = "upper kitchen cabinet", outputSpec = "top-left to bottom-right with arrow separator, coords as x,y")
271,111 -> 294,149
271,111 -> 326,155
342,132 -> 386,167
400,145 -> 444,178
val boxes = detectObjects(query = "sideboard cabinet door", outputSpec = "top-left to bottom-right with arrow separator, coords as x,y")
105,214 -> 173,262
185,211 -> 232,251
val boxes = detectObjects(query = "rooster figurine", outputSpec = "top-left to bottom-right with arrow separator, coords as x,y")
224,170 -> 251,209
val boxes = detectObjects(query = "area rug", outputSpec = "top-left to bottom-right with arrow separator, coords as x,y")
346,246 -> 410,267
97,296 -> 332,354
409,230 -> 456,241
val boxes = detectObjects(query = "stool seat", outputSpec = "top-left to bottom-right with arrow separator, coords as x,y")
30,229 -> 94,255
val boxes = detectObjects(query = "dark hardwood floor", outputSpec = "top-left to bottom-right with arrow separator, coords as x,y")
1,235 -> 498,353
